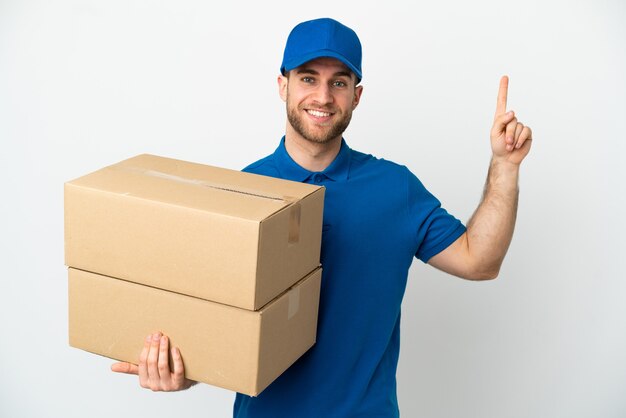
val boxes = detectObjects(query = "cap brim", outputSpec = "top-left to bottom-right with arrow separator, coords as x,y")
281,50 -> 362,82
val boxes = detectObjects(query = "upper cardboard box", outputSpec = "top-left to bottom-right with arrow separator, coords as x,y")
65,154 -> 324,310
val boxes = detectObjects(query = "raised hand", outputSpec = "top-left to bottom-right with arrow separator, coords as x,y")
111,332 -> 196,391
490,75 -> 533,165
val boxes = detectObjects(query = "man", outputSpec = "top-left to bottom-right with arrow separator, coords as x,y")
112,17 -> 532,417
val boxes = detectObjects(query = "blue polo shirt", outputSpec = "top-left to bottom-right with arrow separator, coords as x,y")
234,138 -> 466,418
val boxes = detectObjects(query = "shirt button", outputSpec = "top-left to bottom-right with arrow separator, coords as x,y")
313,174 -> 324,183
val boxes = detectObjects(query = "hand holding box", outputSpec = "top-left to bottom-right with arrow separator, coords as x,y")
111,332 -> 196,392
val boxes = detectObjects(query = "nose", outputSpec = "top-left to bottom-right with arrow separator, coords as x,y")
311,83 -> 333,106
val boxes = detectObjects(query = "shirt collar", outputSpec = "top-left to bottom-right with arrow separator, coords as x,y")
273,136 -> 352,182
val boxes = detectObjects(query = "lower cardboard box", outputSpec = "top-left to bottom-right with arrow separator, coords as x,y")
68,266 -> 322,396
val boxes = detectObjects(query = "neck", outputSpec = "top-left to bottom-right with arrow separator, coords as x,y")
284,128 -> 342,172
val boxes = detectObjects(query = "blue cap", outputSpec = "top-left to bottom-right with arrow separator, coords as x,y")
281,18 -> 362,82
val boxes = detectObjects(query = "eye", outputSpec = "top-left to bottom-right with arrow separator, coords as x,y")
333,80 -> 347,88
302,76 -> 315,83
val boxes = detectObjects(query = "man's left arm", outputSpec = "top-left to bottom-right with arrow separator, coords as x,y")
428,75 -> 533,280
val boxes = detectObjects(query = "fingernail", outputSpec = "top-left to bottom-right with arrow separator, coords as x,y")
145,335 -> 152,342
161,335 -> 167,343
153,333 -> 161,341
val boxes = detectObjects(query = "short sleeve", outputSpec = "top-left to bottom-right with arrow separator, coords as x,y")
406,168 -> 466,262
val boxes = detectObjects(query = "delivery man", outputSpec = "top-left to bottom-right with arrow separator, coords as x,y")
111,17 -> 533,418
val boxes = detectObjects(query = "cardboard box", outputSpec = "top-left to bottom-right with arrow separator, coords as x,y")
68,266 -> 322,396
64,154 -> 324,310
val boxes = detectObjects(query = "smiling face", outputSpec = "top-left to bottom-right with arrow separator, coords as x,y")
279,57 -> 363,145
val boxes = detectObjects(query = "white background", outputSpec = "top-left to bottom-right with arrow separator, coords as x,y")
1,1 -> 624,417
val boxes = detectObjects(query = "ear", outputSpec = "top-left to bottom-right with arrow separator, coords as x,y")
352,85 -> 363,110
278,74 -> 288,102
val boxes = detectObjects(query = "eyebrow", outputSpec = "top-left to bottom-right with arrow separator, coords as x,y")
296,68 -> 353,79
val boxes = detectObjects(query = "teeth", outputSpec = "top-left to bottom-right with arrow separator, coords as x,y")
307,110 -> 331,117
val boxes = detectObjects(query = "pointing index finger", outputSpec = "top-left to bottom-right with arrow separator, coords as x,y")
495,75 -> 509,116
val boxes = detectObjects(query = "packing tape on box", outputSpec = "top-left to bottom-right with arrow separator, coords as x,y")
288,202 -> 301,244
142,169 -> 288,201
116,166 -> 301,244
287,285 -> 300,320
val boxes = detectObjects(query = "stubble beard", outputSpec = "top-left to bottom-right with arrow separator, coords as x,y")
286,95 -> 353,145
